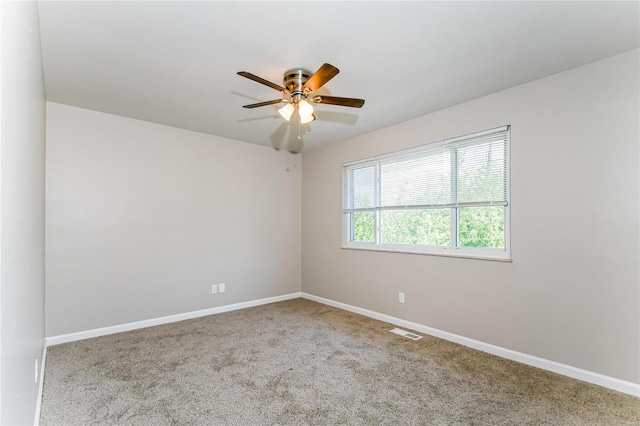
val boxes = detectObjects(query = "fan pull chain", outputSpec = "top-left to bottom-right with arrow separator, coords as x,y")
298,120 -> 302,140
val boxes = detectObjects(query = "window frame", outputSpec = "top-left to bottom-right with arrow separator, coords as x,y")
342,126 -> 511,261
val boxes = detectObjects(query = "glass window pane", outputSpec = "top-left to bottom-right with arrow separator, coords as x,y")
381,209 -> 451,246
457,206 -> 504,248
456,141 -> 505,203
352,212 -> 375,243
352,166 -> 375,209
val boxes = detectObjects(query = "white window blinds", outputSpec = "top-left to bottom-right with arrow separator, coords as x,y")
350,164 -> 376,209
343,126 -> 509,212
454,130 -> 508,207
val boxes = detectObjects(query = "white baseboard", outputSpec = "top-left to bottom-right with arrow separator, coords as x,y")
33,343 -> 47,426
301,292 -> 640,398
46,292 -> 302,347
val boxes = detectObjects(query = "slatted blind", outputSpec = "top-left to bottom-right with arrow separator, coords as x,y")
454,130 -> 508,206
380,150 -> 450,207
350,164 -> 375,209
343,126 -> 509,212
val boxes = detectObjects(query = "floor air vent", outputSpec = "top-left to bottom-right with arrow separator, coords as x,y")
390,328 -> 423,340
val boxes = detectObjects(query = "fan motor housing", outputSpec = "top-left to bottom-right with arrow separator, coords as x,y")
283,69 -> 311,95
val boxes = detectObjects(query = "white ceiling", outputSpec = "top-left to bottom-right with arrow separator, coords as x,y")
37,1 -> 639,152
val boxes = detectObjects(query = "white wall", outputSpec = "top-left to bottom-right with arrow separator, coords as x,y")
45,103 -> 301,336
0,1 -> 47,424
302,50 -> 640,384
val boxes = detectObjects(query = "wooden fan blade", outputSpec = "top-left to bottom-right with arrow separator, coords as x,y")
313,96 -> 365,108
302,63 -> 339,92
237,71 -> 285,92
242,99 -> 285,109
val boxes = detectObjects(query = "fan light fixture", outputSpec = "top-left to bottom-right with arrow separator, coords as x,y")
300,112 -> 316,124
278,99 -> 316,124
298,99 -> 314,120
278,103 -> 295,121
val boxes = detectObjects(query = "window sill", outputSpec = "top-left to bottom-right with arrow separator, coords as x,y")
341,244 -> 512,262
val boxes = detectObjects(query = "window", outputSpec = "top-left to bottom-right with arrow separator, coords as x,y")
343,126 -> 510,260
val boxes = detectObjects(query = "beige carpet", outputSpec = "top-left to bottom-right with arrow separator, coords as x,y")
40,298 -> 639,425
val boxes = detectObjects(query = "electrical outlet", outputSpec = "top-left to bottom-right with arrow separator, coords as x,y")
35,359 -> 39,383
211,284 -> 218,294
399,292 -> 405,303
219,283 -> 225,293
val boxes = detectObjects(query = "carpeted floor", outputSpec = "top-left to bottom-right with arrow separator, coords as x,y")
40,298 -> 639,425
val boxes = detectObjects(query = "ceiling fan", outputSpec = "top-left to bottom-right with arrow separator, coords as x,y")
237,63 -> 365,125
